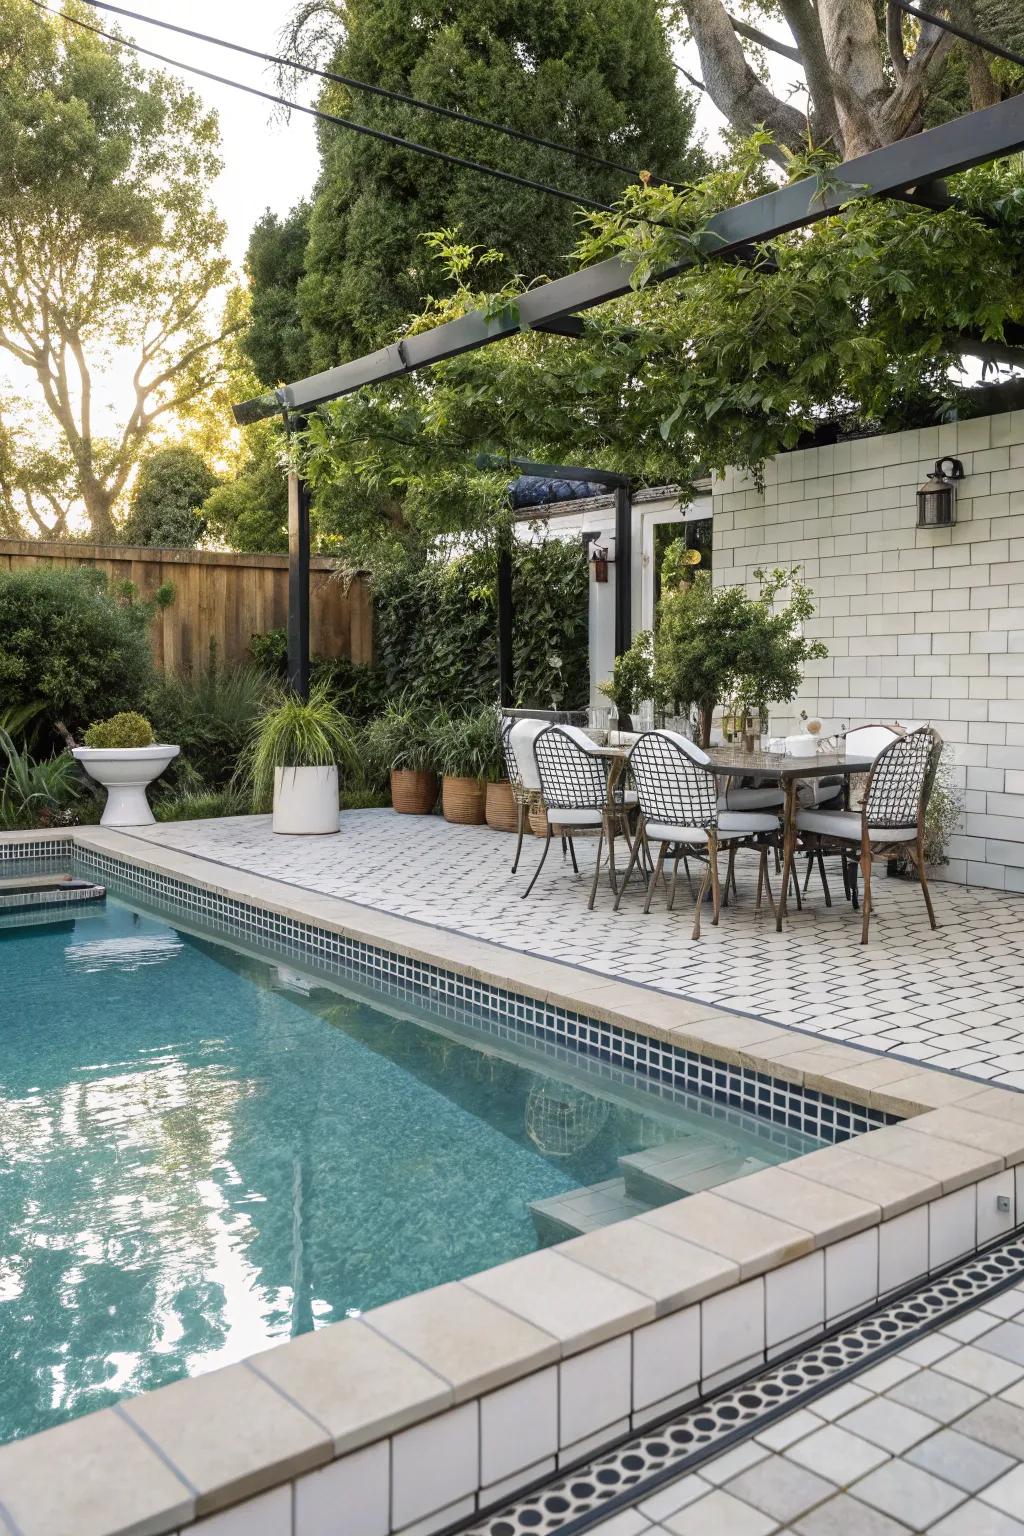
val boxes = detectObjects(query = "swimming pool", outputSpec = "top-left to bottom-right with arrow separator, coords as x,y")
0,887 -> 821,1445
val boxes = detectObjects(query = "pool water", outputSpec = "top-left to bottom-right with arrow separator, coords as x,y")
0,893 -> 818,1443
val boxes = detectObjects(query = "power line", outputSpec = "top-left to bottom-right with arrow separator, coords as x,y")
894,1 -> 1024,70
28,0 -> 622,216
69,0 -> 685,191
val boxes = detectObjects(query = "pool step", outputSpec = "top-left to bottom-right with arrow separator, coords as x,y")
529,1177 -> 652,1244
0,875 -> 106,918
619,1140 -> 773,1206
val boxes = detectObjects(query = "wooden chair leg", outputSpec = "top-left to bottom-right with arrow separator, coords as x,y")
523,826 -> 552,899
691,861 -> 711,940
587,825 -> 605,911
860,835 -> 873,944
613,826 -> 645,911
645,843 -> 667,914
912,835 -> 938,930
723,843 -> 736,908
709,834 -> 722,926
817,851 -> 832,908
511,801 -> 526,874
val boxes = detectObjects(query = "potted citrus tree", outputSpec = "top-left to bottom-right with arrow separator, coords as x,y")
241,682 -> 355,834
362,695 -> 439,814
72,711 -> 180,826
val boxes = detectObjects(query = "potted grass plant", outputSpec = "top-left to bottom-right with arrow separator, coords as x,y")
240,681 -> 356,834
433,706 -> 503,826
362,696 -> 439,815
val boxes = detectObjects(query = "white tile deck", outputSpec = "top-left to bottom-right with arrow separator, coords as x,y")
123,811 -> 1024,1085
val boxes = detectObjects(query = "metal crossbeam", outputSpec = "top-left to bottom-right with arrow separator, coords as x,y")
234,93 -> 1024,425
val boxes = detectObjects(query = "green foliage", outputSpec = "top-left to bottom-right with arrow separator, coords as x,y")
201,423 -> 289,553
0,0 -> 232,538
429,706 -> 503,782
0,566 -> 154,738
361,694 -> 439,779
240,681 -> 358,806
598,631 -> 655,714
300,147 -> 1024,535
653,567 -> 827,744
371,534 -> 588,711
0,728 -> 81,827
147,654 -> 275,789
923,746 -> 964,869
120,447 -> 218,549
267,0 -> 701,379
153,786 -> 251,823
83,712 -> 156,749
241,204 -> 313,386
249,630 -> 387,724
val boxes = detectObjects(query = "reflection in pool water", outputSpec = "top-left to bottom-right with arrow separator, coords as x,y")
0,896 -> 816,1443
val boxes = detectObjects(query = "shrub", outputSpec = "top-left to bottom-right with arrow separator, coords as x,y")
147,654 -> 274,790
120,446 -> 217,548
0,729 -> 85,828
0,566 -> 154,738
83,712 -> 156,749
248,630 -> 386,724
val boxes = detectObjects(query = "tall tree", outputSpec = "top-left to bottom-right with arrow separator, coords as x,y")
664,0 -> 1024,161
244,0 -> 703,382
0,0 -> 234,538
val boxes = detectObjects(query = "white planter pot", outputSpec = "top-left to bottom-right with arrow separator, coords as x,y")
272,764 -> 339,835
72,744 -> 180,827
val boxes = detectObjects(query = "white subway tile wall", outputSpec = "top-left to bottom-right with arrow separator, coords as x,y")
711,411 -> 1024,890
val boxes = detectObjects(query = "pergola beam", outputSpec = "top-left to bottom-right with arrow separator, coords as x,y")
234,93 -> 1024,426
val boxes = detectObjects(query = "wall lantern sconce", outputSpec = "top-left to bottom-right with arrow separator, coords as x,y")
917,456 -> 964,528
591,545 -> 611,583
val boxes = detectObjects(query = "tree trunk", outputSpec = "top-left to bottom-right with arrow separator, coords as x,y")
83,484 -> 116,542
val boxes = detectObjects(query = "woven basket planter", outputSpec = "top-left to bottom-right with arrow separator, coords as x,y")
390,768 -> 438,815
528,802 -> 549,837
485,780 -> 518,833
442,775 -> 487,825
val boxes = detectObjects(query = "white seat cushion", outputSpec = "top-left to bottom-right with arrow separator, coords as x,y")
646,811 -> 779,845
717,787 -> 784,811
546,807 -> 604,827
795,778 -> 843,808
613,790 -> 639,808
796,808 -> 917,843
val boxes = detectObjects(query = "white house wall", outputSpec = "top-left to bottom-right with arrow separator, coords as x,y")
711,410 -> 1024,891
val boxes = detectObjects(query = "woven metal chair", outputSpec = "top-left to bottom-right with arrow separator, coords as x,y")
795,726 -> 942,944
502,718 -> 543,875
615,730 -> 780,940
801,723 -> 902,908
523,725 -> 636,908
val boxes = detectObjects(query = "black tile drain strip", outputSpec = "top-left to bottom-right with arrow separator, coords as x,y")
461,1234 -> 1024,1536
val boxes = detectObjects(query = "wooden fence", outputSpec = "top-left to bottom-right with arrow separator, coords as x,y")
0,540 -> 372,672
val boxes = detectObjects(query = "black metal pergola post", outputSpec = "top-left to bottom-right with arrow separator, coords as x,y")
285,414 -> 311,699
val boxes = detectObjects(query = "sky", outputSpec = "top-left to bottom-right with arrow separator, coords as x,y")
115,1 -> 323,267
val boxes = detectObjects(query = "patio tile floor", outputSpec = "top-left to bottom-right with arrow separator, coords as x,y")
587,1281 -> 1024,1535
124,811 -> 1024,1085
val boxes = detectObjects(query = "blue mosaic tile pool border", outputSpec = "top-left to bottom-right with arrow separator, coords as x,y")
2,837 -> 897,1146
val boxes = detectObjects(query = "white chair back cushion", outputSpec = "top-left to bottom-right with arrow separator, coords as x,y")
654,728 -> 711,767
507,719 -> 548,791
845,724 -> 900,760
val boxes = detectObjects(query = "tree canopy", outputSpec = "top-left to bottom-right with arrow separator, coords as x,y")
296,139 -> 1024,562
119,446 -> 217,549
0,0 -> 234,539
242,0 -> 703,385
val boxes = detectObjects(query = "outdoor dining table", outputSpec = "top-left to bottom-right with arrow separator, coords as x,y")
593,742 -> 876,930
